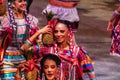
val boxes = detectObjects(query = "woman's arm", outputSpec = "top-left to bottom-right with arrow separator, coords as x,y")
20,25 -> 52,50
49,0 -> 79,8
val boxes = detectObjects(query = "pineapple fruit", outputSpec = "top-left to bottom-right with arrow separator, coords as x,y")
42,10 -> 56,46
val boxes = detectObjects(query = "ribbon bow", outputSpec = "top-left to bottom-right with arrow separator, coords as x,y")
47,19 -> 58,29
26,59 -> 35,72
25,58 -> 40,72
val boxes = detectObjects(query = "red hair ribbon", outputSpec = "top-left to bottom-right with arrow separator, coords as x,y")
47,19 -> 58,29
0,0 -> 3,3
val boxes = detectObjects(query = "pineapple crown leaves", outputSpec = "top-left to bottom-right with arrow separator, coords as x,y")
20,49 -> 34,60
43,10 -> 56,21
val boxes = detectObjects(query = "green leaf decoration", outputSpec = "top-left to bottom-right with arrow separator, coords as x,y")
43,10 -> 56,21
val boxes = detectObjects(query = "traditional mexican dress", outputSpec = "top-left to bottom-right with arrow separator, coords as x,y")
0,15 -> 39,80
42,0 -> 80,32
39,45 -> 94,80
109,9 -> 120,56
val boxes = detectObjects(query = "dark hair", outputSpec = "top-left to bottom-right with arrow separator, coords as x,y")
40,54 -> 61,67
40,54 -> 61,79
55,19 -> 71,29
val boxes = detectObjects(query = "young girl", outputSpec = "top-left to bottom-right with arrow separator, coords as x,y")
40,54 -> 61,80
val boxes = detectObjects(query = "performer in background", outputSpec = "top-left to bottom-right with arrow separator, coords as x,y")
107,7 -> 120,56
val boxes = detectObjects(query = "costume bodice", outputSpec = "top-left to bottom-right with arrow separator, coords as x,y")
1,15 -> 39,51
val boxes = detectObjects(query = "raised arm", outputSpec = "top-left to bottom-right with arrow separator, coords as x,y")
49,0 -> 79,8
20,25 -> 52,50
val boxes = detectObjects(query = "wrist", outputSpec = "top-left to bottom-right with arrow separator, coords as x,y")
36,30 -> 42,35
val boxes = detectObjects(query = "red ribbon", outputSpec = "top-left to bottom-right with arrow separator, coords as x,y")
25,59 -> 35,72
58,54 -> 83,78
0,0 -> 3,3
29,27 -> 39,36
4,27 -> 13,45
25,58 -> 40,72
47,19 -> 58,29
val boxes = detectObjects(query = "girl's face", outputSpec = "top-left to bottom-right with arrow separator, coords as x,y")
43,59 -> 58,80
54,23 -> 69,44
12,0 -> 27,12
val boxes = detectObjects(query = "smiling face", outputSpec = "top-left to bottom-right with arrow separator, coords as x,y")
12,0 -> 27,12
43,59 -> 58,80
54,22 -> 69,44
0,0 -> 6,16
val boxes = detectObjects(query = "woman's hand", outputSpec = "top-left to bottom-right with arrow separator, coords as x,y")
18,62 -> 28,71
37,25 -> 52,34
107,22 -> 114,31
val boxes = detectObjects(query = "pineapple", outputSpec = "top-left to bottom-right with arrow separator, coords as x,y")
43,10 -> 56,21
42,10 -> 56,46
42,33 -> 54,47
21,50 -> 38,80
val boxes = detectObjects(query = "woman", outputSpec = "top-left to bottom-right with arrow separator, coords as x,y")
0,0 -> 49,79
43,0 -> 80,32
107,7 -> 120,56
43,0 -> 80,45
40,54 -> 61,80
22,19 -> 96,80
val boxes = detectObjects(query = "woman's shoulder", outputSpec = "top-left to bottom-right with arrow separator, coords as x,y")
1,13 -> 10,27
27,14 -> 39,27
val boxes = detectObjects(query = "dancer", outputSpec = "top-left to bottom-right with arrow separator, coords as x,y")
0,0 -> 41,79
43,0 -> 80,45
21,19 -> 96,80
107,7 -> 120,56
